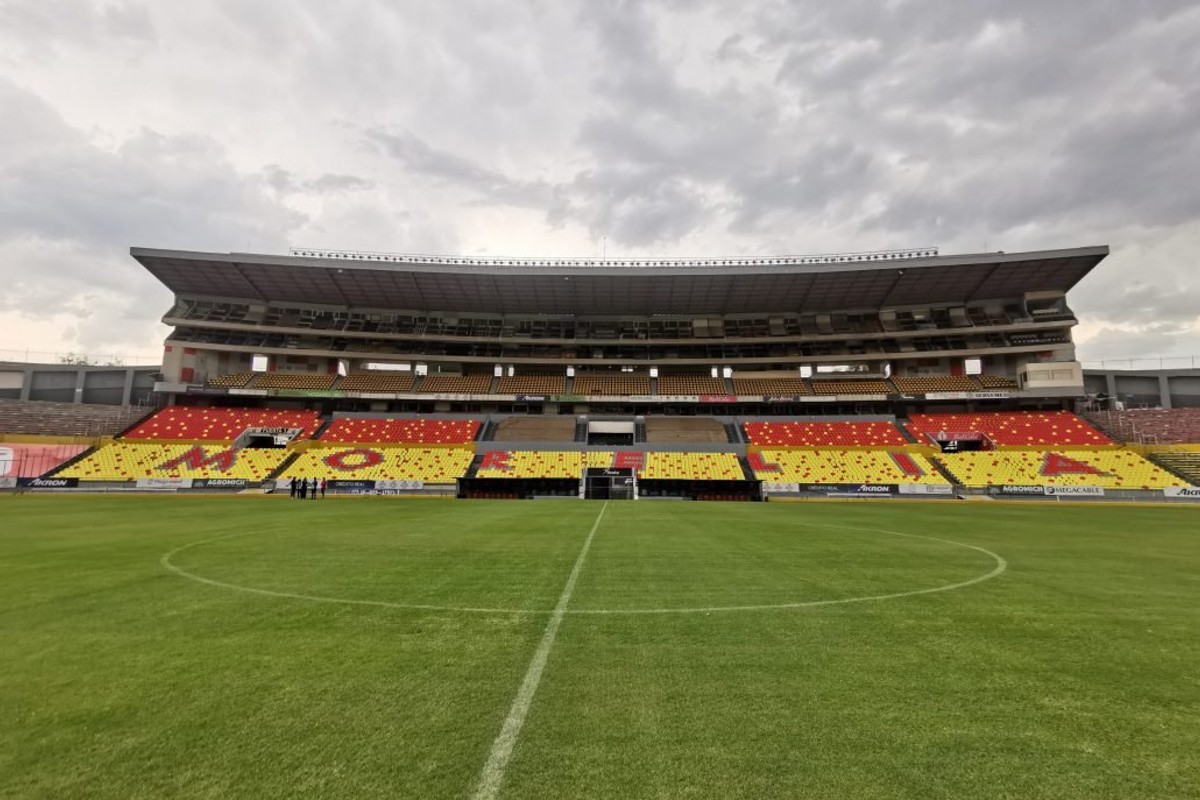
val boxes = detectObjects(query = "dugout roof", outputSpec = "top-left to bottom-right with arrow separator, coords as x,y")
132,245 -> 1108,315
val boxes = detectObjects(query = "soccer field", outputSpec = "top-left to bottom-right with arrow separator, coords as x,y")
1,497 -> 1197,799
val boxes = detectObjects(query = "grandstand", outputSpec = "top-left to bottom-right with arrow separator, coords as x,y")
8,240 -> 1200,500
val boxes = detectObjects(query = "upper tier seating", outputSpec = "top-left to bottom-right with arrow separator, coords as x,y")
123,406 -> 321,442
810,379 -> 892,396
657,375 -> 728,395
320,417 -> 479,444
743,420 -> 908,447
977,375 -> 1019,389
0,399 -> 154,437
639,452 -> 743,480
417,374 -> 494,393
339,372 -> 416,393
280,446 -> 473,484
751,450 -> 945,485
731,377 -> 811,396
207,371 -> 254,388
0,443 -> 89,478
572,374 -> 651,396
59,442 -> 289,481
644,418 -> 730,444
1083,408 -> 1200,445
476,450 -> 616,479
492,417 -> 577,442
250,372 -> 338,390
938,450 -> 1185,489
495,375 -> 567,395
906,411 -> 1112,446
891,375 -> 982,393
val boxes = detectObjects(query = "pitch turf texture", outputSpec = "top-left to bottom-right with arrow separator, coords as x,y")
2,498 -> 1198,799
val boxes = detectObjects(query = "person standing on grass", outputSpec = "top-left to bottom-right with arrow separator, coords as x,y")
289,476 -> 297,499
320,477 -> 326,498
300,477 -> 308,500
311,477 -> 318,500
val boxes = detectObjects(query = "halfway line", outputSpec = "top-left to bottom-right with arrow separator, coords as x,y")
471,500 -> 608,800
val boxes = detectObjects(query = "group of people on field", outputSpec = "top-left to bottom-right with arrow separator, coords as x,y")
288,477 -> 326,499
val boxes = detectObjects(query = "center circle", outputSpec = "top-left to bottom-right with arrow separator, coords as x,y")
161,520 -> 1005,616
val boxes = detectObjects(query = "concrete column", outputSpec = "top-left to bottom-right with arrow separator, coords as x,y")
74,368 -> 87,404
122,369 -> 135,406
1159,375 -> 1172,409
1105,372 -> 1117,404
19,368 -> 33,401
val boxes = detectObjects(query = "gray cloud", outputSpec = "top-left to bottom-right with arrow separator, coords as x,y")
0,0 -> 1197,361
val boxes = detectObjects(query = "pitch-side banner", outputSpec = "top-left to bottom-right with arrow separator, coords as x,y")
191,478 -> 248,490
1163,486 -> 1200,498
375,479 -> 425,491
1042,485 -> 1104,497
17,477 -> 80,488
897,483 -> 955,495
136,477 -> 194,490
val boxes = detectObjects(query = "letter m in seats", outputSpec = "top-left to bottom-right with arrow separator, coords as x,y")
158,445 -> 237,472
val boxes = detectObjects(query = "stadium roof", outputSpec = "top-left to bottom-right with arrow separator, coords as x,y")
132,244 -> 1108,316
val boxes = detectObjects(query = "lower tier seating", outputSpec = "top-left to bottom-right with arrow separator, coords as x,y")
938,450 -> 1185,489
0,399 -> 154,437
58,442 -> 289,481
492,417 -> 577,442
280,447 -> 474,484
750,450 -> 945,484
644,418 -> 729,443
1084,408 -> 1200,445
1148,450 -> 1200,484
474,450 -> 744,480
0,442 -> 89,478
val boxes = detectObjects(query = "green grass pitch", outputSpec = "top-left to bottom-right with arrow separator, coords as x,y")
2,495 -> 1198,799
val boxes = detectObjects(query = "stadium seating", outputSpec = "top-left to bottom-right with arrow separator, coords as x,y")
206,371 -> 254,388
0,443 -> 89,478
339,371 -> 416,393
937,450 -> 1185,489
644,418 -> 729,443
810,379 -> 892,395
475,450 -> 614,479
59,442 -> 289,481
1147,450 -> 1200,484
890,375 -> 982,393
123,406 -> 321,441
250,372 -> 338,390
750,450 -> 945,484
731,377 -> 811,396
1083,408 -> 1200,445
319,417 -> 479,444
280,446 -> 474,484
572,374 -> 651,396
977,375 -> 1019,389
640,452 -> 743,480
657,375 -> 728,395
417,374 -> 494,393
742,420 -> 908,447
495,375 -> 567,395
492,417 -> 577,442
906,411 -> 1112,446
0,399 -> 153,437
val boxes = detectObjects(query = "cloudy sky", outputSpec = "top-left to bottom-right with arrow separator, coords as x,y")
1,0 -> 1198,367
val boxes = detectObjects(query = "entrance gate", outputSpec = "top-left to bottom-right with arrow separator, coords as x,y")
583,467 -> 636,500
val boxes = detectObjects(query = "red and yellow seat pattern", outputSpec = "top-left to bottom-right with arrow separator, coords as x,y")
280,447 -> 474,484
906,411 -> 1112,446
320,417 -> 479,444
124,407 -> 321,442
749,450 -> 944,484
476,451 -> 615,479
639,452 -> 742,480
939,450 -> 1185,489
743,421 -> 907,447
59,442 -> 288,481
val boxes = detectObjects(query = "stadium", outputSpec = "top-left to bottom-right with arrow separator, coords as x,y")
3,243 -> 1199,798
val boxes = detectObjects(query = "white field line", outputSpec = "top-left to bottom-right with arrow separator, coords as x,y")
470,500 -> 608,800
161,517 -> 1005,617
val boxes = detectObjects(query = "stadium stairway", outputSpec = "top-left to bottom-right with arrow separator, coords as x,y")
896,421 -> 922,444
1144,452 -> 1200,485
635,419 -> 646,443
1079,413 -> 1126,445
926,454 -> 964,488
111,405 -> 162,439
264,451 -> 303,483
737,455 -> 757,481
574,419 -> 588,442
477,420 -> 497,442
463,452 -> 486,479
309,415 -> 336,441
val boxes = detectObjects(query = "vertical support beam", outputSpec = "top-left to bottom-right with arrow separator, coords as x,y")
122,368 -> 135,406
1158,374 -> 1172,409
73,368 -> 86,404
1105,372 -> 1117,406
19,368 -> 33,401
